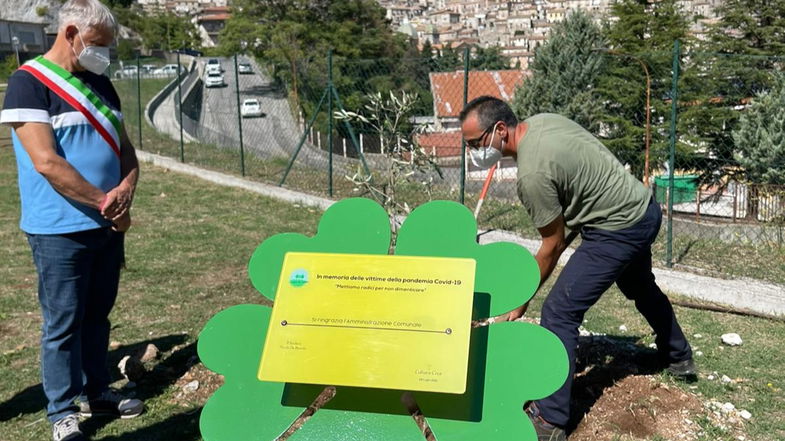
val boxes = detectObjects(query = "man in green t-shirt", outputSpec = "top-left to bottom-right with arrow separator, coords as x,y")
460,96 -> 694,440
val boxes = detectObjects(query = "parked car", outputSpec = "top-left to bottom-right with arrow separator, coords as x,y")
152,64 -> 182,76
238,62 -> 253,74
114,65 -> 138,78
240,99 -> 263,117
204,71 -> 225,88
206,58 -> 222,73
141,64 -> 157,75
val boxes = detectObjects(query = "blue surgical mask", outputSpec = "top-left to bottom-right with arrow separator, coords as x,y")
72,30 -> 110,75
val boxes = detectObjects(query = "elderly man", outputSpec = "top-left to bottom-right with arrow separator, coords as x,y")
460,96 -> 694,440
1,0 -> 142,440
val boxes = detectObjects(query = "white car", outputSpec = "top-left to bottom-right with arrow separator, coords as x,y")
153,64 -> 181,76
240,99 -> 262,117
238,62 -> 253,74
206,63 -> 222,75
206,58 -> 222,73
115,65 -> 137,78
204,71 -> 225,88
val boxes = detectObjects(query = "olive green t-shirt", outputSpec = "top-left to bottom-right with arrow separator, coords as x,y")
516,113 -> 651,231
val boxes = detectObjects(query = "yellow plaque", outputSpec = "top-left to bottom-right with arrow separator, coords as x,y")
258,252 -> 476,394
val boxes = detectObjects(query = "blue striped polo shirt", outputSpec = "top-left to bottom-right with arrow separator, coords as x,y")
1,67 -> 123,234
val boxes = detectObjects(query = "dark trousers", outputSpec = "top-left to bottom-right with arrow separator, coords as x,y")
26,228 -> 124,423
535,199 -> 692,428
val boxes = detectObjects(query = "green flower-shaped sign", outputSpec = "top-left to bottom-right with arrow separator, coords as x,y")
197,198 -> 568,440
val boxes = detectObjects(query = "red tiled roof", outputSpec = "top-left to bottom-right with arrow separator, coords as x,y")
415,131 -> 463,157
430,70 -> 528,118
199,13 -> 230,21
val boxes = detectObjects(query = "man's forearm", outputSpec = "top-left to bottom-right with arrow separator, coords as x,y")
37,156 -> 105,209
118,147 -> 139,195
535,244 -> 565,288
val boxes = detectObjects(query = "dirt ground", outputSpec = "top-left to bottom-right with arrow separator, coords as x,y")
159,329 -> 745,441
570,375 -> 703,441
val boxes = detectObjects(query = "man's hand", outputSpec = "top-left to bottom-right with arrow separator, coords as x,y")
101,184 -> 133,221
507,302 -> 530,321
112,211 -> 131,232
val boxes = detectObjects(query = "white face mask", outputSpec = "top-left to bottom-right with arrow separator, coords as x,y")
469,123 -> 504,169
72,30 -> 110,75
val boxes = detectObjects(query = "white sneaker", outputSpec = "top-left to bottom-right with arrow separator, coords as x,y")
52,414 -> 84,441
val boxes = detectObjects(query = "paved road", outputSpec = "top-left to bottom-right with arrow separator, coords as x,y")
196,57 -> 366,173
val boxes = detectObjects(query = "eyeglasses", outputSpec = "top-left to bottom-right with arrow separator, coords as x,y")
465,123 -> 496,149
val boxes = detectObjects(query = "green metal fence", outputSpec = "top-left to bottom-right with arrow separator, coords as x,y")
111,44 -> 785,284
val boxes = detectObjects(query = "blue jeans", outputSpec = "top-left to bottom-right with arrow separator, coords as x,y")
26,228 -> 124,423
535,199 -> 692,428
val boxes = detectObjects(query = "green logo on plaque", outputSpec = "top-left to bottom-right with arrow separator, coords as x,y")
289,269 -> 308,287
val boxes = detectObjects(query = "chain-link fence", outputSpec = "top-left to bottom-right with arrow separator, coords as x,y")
111,43 -> 784,284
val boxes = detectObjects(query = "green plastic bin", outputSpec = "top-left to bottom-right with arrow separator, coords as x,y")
654,175 -> 698,204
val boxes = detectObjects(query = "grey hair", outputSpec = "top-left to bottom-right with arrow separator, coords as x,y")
58,0 -> 117,34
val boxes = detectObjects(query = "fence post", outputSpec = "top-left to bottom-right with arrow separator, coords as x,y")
176,50 -> 184,162
280,88 -> 329,186
460,46 -> 470,205
136,54 -> 142,150
666,39 -> 681,268
233,54 -> 246,176
327,50 -> 334,197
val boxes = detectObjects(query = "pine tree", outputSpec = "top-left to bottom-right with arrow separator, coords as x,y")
675,0 -> 785,187
597,0 -> 692,178
732,75 -> 785,219
733,76 -> 785,185
511,10 -> 607,134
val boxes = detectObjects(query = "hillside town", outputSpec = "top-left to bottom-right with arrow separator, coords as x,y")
379,0 -> 725,68
2,0 -> 725,69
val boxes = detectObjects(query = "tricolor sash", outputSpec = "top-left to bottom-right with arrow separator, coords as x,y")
20,56 -> 122,157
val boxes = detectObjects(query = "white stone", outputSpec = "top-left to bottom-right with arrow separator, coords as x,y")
721,375 -> 733,384
695,351 -> 704,356
721,333 -> 743,346
739,410 -> 752,420
183,380 -> 200,393
721,402 -> 736,413
140,343 -> 160,363
649,343 -> 658,349
619,325 -> 628,332
707,374 -> 715,381
693,333 -> 703,338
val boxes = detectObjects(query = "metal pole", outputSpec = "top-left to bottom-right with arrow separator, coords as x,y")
12,36 -> 20,67
136,54 -> 143,150
461,46 -> 470,205
233,54 -> 246,176
666,39 -> 680,268
327,50 -> 334,197
280,88 -> 330,186
176,51 -> 184,162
